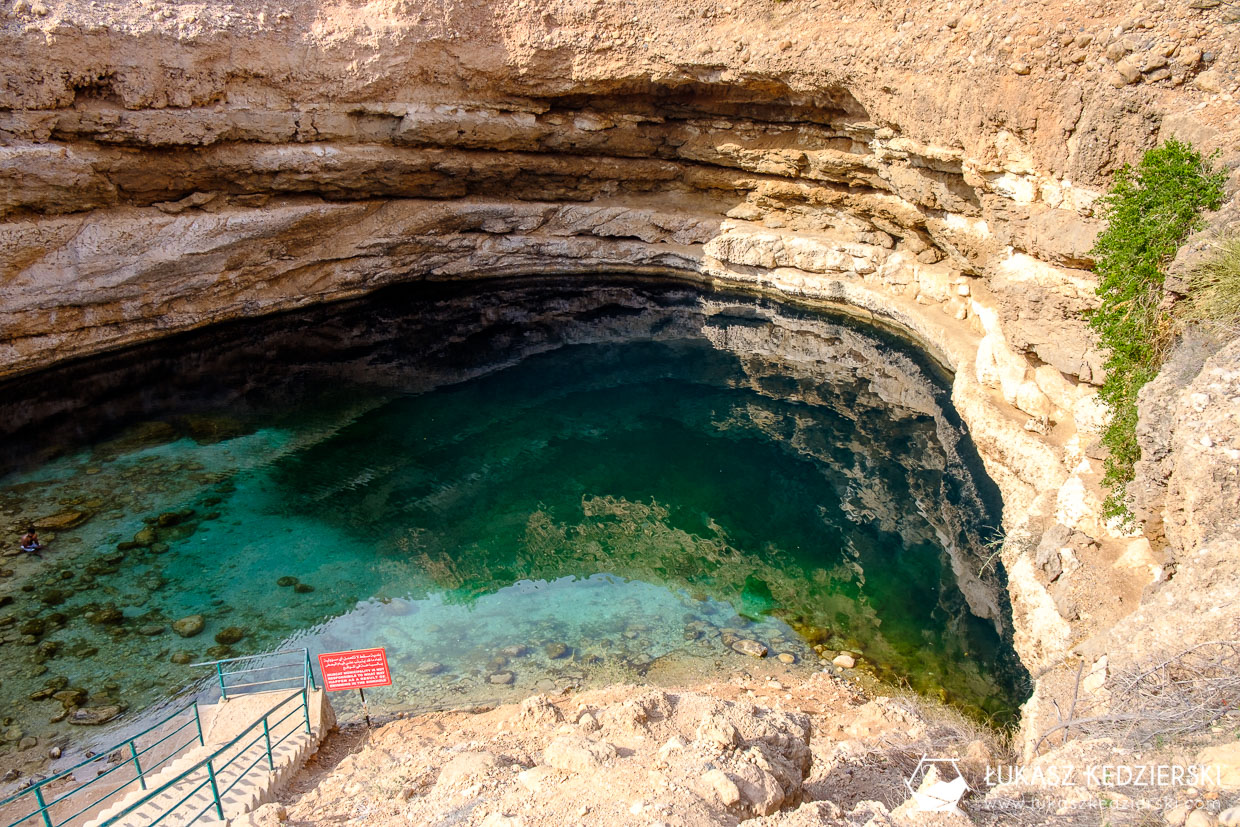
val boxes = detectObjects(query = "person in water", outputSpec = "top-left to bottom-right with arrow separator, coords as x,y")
20,527 -> 43,556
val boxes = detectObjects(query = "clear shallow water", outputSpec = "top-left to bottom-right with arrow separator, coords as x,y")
0,279 -> 1028,775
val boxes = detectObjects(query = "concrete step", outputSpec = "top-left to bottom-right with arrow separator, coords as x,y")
82,691 -> 331,827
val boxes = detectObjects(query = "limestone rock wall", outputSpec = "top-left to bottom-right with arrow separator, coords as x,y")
1,0 -> 1239,750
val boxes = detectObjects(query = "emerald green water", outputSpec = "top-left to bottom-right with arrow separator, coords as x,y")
0,279 -> 1028,775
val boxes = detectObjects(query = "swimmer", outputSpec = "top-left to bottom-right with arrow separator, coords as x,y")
19,527 -> 43,557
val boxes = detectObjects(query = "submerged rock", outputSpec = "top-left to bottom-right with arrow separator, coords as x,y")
53,688 -> 88,707
34,511 -> 91,531
276,576 -> 298,587
489,671 -> 516,685
96,422 -> 177,458
206,645 -> 232,659
38,588 -> 69,606
170,652 -> 194,665
293,583 -> 315,593
158,524 -> 197,542
172,615 -> 205,637
28,679 -> 66,701
68,705 -> 124,726
832,653 -> 856,669
730,639 -> 768,658
214,626 -> 246,645
178,414 -> 247,444
156,509 -> 195,528
545,642 -> 570,659
89,607 -> 124,625
18,618 -> 45,637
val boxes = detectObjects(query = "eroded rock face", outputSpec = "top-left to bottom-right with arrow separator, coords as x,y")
2,0 -> 1235,387
1106,338 -> 1240,670
1,0 -> 1238,756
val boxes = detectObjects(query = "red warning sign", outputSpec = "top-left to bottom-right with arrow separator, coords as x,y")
317,647 -> 392,692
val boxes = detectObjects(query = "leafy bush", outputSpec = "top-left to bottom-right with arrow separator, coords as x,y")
1088,138 -> 1226,522
1178,234 -> 1240,339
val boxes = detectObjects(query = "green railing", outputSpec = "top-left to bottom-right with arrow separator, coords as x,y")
192,649 -> 317,701
96,689 -> 310,826
0,648 -> 318,827
0,703 -> 204,827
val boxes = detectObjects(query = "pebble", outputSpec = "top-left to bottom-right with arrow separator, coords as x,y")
1116,59 -> 1143,84
833,653 -> 857,669
777,653 -> 796,664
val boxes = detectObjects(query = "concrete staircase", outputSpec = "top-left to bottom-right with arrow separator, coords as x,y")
84,690 -> 332,827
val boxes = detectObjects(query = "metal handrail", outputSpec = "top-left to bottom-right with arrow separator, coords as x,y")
97,689 -> 310,827
189,648 -> 317,701
0,703 -> 203,827
2,649 -> 319,827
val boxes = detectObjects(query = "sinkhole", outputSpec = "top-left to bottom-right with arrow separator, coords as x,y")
0,277 -> 1030,769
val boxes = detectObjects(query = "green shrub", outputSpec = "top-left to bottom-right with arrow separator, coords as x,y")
1088,138 -> 1226,522
1178,235 -> 1240,338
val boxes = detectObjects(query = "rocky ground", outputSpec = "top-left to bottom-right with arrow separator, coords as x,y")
243,666 -> 1240,826
255,667 -> 988,827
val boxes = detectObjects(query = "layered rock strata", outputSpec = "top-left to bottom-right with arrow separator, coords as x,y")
1,0 -> 1239,757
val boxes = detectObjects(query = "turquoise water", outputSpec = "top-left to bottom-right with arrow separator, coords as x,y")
0,280 -> 1027,775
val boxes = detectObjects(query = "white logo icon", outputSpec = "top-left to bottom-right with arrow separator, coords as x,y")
905,755 -> 971,814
